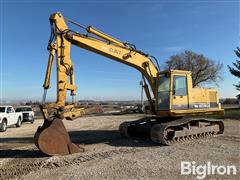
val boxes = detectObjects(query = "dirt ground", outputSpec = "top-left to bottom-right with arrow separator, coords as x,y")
0,114 -> 239,180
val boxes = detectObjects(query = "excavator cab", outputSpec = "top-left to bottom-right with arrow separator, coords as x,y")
156,70 -> 224,116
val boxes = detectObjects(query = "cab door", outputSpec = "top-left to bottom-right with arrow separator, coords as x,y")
171,75 -> 189,110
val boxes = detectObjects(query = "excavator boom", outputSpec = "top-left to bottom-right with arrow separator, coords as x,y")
35,12 -> 160,155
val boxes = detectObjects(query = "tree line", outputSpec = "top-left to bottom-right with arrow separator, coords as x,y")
164,48 -> 239,100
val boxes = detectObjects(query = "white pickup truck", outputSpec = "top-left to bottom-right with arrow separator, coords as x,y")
15,106 -> 35,124
0,106 -> 23,132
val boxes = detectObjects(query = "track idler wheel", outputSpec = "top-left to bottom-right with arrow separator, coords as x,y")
119,122 -> 130,137
150,124 -> 167,145
34,117 -> 84,156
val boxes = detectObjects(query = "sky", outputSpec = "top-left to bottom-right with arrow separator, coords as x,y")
0,0 -> 239,102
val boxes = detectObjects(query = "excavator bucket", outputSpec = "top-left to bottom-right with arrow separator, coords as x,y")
34,117 -> 84,156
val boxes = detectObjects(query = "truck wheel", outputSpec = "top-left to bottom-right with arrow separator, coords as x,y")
0,120 -> 7,132
16,117 -> 22,127
31,119 -> 34,124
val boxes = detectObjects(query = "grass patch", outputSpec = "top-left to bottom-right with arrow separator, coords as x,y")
201,108 -> 240,120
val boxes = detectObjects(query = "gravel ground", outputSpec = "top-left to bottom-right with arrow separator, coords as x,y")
0,114 -> 239,180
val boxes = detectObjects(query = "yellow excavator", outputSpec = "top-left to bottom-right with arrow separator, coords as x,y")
34,12 -> 224,155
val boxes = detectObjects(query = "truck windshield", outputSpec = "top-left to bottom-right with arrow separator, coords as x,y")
0,107 -> 6,113
15,107 -> 32,112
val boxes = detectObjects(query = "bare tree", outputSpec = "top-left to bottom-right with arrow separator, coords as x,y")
228,47 -> 240,99
165,50 -> 223,87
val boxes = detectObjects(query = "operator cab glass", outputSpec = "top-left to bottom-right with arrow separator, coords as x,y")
157,72 -> 170,110
173,75 -> 187,96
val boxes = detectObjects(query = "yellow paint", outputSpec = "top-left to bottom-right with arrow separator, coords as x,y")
42,12 -> 223,120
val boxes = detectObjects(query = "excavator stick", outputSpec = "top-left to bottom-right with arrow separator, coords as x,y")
34,107 -> 84,155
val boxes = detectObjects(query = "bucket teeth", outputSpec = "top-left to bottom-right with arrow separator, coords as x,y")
34,117 -> 84,156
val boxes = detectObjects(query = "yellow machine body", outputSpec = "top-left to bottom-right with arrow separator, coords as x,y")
34,12 -> 224,156
156,70 -> 223,117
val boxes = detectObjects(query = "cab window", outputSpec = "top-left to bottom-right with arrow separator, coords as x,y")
0,107 -> 6,112
157,74 -> 170,110
7,107 -> 13,113
173,75 -> 187,96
